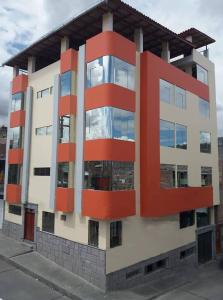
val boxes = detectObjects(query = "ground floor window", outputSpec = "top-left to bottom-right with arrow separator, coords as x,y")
196,208 -> 210,228
145,258 -> 167,274
180,210 -> 195,229
88,220 -> 99,247
42,212 -> 55,234
110,221 -> 122,248
8,205 -> 22,216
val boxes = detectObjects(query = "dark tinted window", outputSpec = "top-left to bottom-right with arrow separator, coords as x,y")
42,212 -> 54,234
110,221 -> 122,248
180,211 -> 195,229
196,208 -> 210,228
34,168 -> 50,176
88,220 -> 99,247
8,205 -> 21,216
8,165 -> 20,184
57,163 -> 69,188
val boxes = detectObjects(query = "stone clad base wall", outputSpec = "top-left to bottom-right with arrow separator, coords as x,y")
1,220 -> 202,291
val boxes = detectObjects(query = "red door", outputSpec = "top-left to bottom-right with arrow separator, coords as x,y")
24,209 -> 35,241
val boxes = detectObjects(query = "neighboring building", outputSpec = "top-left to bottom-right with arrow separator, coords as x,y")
0,126 -> 7,228
2,0 -> 219,290
216,137 -> 223,253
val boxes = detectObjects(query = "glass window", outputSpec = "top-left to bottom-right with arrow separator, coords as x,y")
34,168 -> 50,176
8,164 -> 20,184
11,93 -> 24,112
41,88 -> 49,97
57,163 -> 69,188
86,107 -> 135,141
46,126 -> 52,135
177,165 -> 188,187
160,120 -> 175,148
84,161 -> 134,191
199,98 -> 210,118
10,127 -> 22,149
201,167 -> 212,186
200,131 -> 211,153
197,65 -> 208,84
196,208 -> 210,227
180,211 -> 195,229
88,220 -> 99,247
36,127 -> 47,136
50,86 -> 53,94
42,212 -> 54,234
175,87 -> 186,109
176,124 -> 187,149
60,71 -> 72,97
160,164 -> 175,188
160,79 -> 173,104
8,205 -> 22,216
86,56 -> 135,91
110,221 -> 122,248
37,91 -> 42,99
59,115 -> 70,143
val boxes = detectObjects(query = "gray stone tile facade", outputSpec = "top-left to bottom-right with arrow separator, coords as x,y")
2,220 -> 23,241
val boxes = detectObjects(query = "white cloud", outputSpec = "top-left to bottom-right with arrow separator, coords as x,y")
0,0 -> 222,135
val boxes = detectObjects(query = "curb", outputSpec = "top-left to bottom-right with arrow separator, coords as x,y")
0,253 -> 82,300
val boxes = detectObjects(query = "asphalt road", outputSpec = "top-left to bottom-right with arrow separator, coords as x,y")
0,258 -> 70,300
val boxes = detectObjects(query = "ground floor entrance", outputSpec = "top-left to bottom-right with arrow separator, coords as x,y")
24,208 -> 35,242
197,230 -> 213,264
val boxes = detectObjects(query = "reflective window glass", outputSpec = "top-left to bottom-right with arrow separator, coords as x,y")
160,164 -> 175,188
84,161 -> 134,191
199,98 -> 210,118
200,131 -> 211,153
36,127 -> 47,135
46,126 -> 52,135
57,162 -> 69,188
175,87 -> 186,109
59,115 -> 70,143
201,166 -> 212,186
41,88 -> 49,97
176,124 -> 187,149
8,164 -> 20,184
86,107 -> 134,141
60,71 -> 72,96
11,93 -> 24,112
177,165 -> 188,187
10,127 -> 22,149
160,120 -> 175,148
197,65 -> 208,84
160,79 -> 173,104
86,56 -> 135,91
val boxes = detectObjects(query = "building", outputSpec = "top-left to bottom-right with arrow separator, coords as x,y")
2,0 -> 219,290
216,137 -> 223,253
0,126 -> 7,228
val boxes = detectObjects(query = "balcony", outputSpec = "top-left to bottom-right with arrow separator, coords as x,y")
82,190 -> 135,220
8,149 -> 23,164
56,187 -> 74,213
10,110 -> 25,128
6,184 -> 21,204
57,143 -> 75,162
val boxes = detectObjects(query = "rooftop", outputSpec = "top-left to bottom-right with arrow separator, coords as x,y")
3,0 -> 215,71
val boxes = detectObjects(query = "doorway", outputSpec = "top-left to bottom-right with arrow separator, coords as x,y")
24,208 -> 35,242
198,231 -> 213,264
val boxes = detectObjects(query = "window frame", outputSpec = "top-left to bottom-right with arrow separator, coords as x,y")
42,211 -> 55,234
110,221 -> 122,248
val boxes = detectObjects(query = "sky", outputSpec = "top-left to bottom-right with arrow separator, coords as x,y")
0,0 -> 222,135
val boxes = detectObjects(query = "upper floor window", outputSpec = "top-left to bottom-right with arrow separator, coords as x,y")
87,56 -> 135,91
177,165 -> 188,187
11,92 -> 24,112
57,162 -> 69,188
84,161 -> 134,191
160,164 -> 175,188
196,64 -> 208,85
176,124 -> 187,149
199,98 -> 210,118
201,166 -> 212,186
34,168 -> 50,176
160,80 -> 186,110
10,127 -> 22,149
37,87 -> 53,99
180,211 -> 195,229
8,164 -> 20,184
36,126 -> 52,136
86,107 -> 135,141
60,71 -> 72,97
160,120 -> 175,148
200,131 -> 211,153
59,115 -> 71,143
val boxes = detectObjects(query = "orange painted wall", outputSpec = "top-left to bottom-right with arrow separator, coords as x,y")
6,184 -> 21,204
12,74 -> 28,94
57,143 -> 75,162
86,31 -> 136,65
85,83 -> 135,112
8,149 -> 23,164
82,190 -> 135,220
60,48 -> 78,73
10,110 -> 25,128
59,95 -> 77,116
56,187 -> 74,213
140,51 -> 212,217
84,139 -> 135,161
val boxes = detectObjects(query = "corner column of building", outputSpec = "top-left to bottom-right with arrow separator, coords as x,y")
102,12 -> 113,31
161,41 -> 170,63
134,28 -> 143,216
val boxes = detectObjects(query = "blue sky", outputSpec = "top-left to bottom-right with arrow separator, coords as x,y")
0,0 -> 222,135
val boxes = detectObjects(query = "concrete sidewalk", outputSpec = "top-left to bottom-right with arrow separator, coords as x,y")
0,231 -> 223,300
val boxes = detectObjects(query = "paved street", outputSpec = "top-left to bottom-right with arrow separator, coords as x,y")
0,258 -> 70,300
